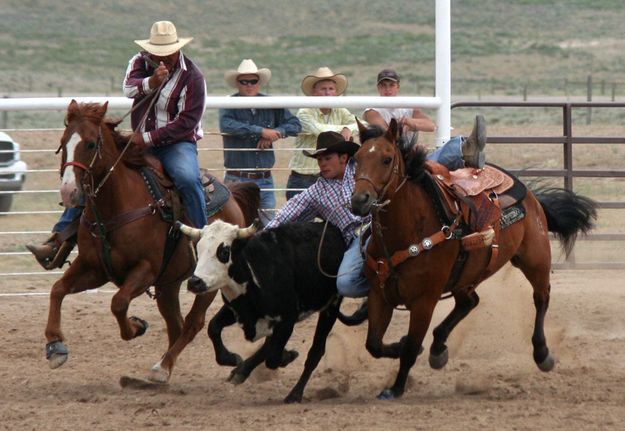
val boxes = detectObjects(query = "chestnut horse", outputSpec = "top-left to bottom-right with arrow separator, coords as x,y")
350,119 -> 597,400
45,100 -> 259,382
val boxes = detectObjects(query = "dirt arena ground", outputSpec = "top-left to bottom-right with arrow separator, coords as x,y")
1,266 -> 624,431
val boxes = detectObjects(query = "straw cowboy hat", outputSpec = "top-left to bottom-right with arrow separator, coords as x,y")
301,67 -> 348,96
134,21 -> 193,56
224,59 -> 272,88
303,131 -> 359,158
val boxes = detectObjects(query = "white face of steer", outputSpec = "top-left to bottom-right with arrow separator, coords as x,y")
192,219 -> 252,301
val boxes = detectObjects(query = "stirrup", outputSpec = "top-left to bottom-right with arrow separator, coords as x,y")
47,240 -> 76,269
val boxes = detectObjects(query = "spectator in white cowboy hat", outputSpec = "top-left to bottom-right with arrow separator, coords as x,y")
284,66 -> 358,201
364,68 -> 486,169
220,59 -> 301,225
27,20 -> 208,269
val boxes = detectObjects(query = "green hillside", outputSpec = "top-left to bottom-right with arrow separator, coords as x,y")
2,0 -> 624,98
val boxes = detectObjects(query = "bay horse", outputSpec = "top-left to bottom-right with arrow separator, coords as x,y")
350,119 -> 597,400
45,100 -> 259,382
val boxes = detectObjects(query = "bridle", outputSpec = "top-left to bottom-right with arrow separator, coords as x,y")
355,137 -> 408,205
58,76 -> 169,199
60,126 -> 117,199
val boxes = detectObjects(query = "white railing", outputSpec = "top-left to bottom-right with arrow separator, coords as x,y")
0,0 -> 452,286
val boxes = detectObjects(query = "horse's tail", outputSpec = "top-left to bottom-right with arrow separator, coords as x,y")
534,187 -> 597,257
229,182 -> 261,226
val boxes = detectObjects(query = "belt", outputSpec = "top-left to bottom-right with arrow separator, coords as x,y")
290,170 -> 319,179
226,170 -> 271,179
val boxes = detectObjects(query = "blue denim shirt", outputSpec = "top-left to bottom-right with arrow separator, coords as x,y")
219,93 -> 302,169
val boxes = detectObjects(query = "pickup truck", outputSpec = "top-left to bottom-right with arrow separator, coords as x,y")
0,131 -> 27,213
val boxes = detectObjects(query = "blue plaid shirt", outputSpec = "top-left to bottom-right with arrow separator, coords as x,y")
265,159 -> 368,244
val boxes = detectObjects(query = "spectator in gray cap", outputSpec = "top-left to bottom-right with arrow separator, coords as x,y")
363,68 -> 435,144
364,68 -> 487,169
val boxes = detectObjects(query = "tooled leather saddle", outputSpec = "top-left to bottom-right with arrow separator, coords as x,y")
424,160 -> 527,287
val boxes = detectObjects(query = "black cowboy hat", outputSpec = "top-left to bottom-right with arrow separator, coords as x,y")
303,131 -> 360,158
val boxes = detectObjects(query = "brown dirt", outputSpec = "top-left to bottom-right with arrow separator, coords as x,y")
1,267 -> 624,430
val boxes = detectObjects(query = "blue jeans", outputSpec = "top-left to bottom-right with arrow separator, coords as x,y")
224,173 -> 276,226
336,136 -> 466,297
53,207 -> 82,233
337,235 -> 370,298
428,135 -> 465,170
285,172 -> 318,201
151,142 -> 207,228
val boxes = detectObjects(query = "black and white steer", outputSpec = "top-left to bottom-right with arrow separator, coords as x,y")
178,219 -> 347,403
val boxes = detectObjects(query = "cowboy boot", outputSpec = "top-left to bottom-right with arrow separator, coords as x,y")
462,115 -> 487,169
26,233 -> 76,270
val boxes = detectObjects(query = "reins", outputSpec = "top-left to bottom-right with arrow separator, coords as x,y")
91,77 -> 168,196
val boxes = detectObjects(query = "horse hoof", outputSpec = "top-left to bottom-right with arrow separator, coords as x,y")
377,388 -> 396,401
130,316 -> 149,337
46,341 -> 69,369
228,370 -> 247,385
148,361 -> 170,384
537,353 -> 555,372
429,348 -> 449,370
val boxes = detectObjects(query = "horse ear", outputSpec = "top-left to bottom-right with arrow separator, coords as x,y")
387,118 -> 400,143
356,117 -> 367,140
68,99 -> 79,113
97,101 -> 109,119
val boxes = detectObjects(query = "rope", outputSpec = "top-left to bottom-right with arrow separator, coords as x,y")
316,202 -> 369,279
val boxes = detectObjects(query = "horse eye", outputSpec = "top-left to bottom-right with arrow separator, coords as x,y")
85,141 -> 96,150
216,243 -> 231,264
383,156 -> 393,165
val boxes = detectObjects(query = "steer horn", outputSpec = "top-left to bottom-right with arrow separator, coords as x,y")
176,221 -> 202,241
237,219 -> 260,239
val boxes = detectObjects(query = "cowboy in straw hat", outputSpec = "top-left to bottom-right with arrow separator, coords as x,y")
284,66 -> 357,201
27,20 -> 209,268
134,20 -> 193,56
224,59 -> 272,89
219,59 -> 301,225
300,67 -> 348,96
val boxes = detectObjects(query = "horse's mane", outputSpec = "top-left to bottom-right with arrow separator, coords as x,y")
359,124 -> 429,182
104,119 -> 148,167
65,102 -> 146,167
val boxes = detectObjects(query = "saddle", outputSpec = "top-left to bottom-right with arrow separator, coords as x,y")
141,154 -> 231,222
425,161 -> 527,252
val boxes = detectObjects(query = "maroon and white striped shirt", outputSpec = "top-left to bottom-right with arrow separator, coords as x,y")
123,52 -> 206,146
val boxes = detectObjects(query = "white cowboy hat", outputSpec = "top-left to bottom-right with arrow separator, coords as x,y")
301,67 -> 348,96
134,21 -> 193,56
224,59 -> 272,88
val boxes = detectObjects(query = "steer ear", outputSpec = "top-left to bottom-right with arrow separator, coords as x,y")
176,221 -> 202,241
237,219 -> 260,239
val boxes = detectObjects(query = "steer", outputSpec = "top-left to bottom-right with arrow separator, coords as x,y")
178,219 -> 347,403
